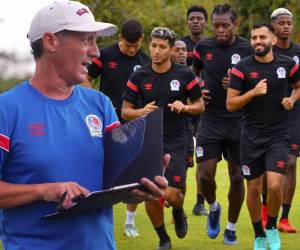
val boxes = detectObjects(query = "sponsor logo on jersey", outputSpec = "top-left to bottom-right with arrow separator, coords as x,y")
85,114 -> 102,137
173,175 -> 182,183
242,165 -> 251,176
250,72 -> 259,79
28,123 -> 47,136
293,56 -> 299,65
196,146 -> 203,157
231,54 -> 241,65
277,67 -> 286,79
291,143 -> 299,150
133,65 -> 142,72
277,160 -> 285,169
170,80 -> 180,91
206,53 -> 213,61
108,61 -> 118,69
144,83 -> 153,91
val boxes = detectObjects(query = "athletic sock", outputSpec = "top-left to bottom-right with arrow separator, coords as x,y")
262,194 -> 267,206
252,221 -> 266,238
155,224 -> 170,243
280,203 -> 291,220
125,210 -> 136,225
226,222 -> 236,231
197,194 -> 204,205
209,201 -> 218,212
266,215 -> 277,230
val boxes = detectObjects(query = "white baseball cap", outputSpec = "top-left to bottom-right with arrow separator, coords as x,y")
271,8 -> 293,19
27,0 -> 118,43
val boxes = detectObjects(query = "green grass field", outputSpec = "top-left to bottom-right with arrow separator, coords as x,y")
114,159 -> 300,250
1,160 -> 299,249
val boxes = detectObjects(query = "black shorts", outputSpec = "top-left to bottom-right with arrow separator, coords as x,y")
240,129 -> 289,180
195,120 -> 241,165
288,119 -> 300,157
164,135 -> 187,189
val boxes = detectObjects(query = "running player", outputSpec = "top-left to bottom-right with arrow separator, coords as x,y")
181,5 -> 208,67
271,8 -> 300,233
181,5 -> 209,216
227,22 -> 300,250
193,4 -> 252,244
122,27 -> 204,250
87,18 -> 150,237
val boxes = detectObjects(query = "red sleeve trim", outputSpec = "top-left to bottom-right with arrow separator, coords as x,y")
92,57 -> 103,69
193,49 -> 201,60
231,67 -> 245,80
186,78 -> 199,90
127,81 -> 139,92
290,63 -> 299,77
0,134 -> 10,152
105,121 -> 121,133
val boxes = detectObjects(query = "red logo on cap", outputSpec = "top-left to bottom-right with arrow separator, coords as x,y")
76,8 -> 89,16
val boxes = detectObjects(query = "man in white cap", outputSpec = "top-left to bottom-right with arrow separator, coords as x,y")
268,7 -> 299,234
0,1 -> 167,249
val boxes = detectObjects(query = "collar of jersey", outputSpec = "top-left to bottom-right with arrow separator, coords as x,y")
25,80 -> 78,106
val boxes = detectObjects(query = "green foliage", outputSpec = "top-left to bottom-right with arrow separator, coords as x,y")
0,78 -> 24,93
231,0 -> 300,41
81,0 -> 225,52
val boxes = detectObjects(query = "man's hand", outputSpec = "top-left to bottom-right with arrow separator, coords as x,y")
201,89 -> 211,105
130,154 -> 170,202
282,97 -> 294,110
222,68 -> 231,90
39,182 -> 90,209
142,101 -> 158,115
252,79 -> 267,96
168,100 -> 186,113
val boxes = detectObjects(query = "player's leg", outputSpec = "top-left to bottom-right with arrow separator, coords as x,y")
145,200 -> 171,250
164,152 -> 188,240
278,146 -> 298,233
261,173 -> 268,228
224,160 -> 244,245
223,122 -> 245,245
196,120 -> 223,239
264,142 -> 287,250
124,204 -> 139,237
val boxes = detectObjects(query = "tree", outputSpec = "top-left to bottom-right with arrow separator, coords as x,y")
231,0 -> 300,41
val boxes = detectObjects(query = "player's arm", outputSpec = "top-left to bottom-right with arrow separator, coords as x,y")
0,180 -> 89,209
168,98 -> 204,115
282,63 -> 300,110
121,100 -> 158,121
80,56 -> 103,88
227,78 -> 267,112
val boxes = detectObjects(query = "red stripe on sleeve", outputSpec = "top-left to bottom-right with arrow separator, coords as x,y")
92,57 -> 103,69
127,81 -> 139,92
193,50 -> 201,60
0,134 -> 10,152
231,67 -> 245,80
105,121 -> 121,133
186,78 -> 199,90
290,63 -> 299,77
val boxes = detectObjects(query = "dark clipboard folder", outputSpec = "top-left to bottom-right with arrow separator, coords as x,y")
44,108 -> 163,219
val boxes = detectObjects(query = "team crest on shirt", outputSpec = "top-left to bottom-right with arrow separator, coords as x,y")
170,80 -> 180,91
133,65 -> 142,72
276,67 -> 286,79
85,114 -> 102,137
196,146 -> 203,157
231,54 -> 241,65
242,165 -> 251,176
293,56 -> 299,65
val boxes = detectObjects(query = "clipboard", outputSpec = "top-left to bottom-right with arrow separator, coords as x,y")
44,108 -> 163,220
